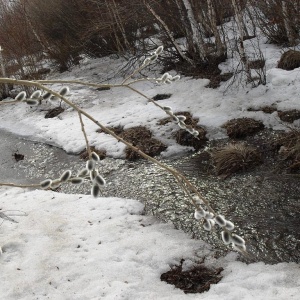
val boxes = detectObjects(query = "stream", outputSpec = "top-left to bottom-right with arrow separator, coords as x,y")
0,129 -> 299,264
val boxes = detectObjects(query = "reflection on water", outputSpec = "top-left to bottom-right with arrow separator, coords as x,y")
0,129 -> 299,263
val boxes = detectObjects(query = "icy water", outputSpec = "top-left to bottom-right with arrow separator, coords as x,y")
0,129 -> 299,264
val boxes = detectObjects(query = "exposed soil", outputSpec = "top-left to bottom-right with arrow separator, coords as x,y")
160,259 -> 223,294
277,109 -> 300,123
158,111 -> 208,150
45,107 -> 65,119
98,125 -> 167,160
152,93 -> 172,101
278,50 -> 300,70
222,117 -> 265,138
247,105 -> 277,114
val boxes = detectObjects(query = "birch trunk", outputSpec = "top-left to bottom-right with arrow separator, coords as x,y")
176,0 -> 207,60
206,0 -> 226,57
0,46 -> 9,96
231,0 -> 251,82
181,0 -> 206,59
282,0 -> 295,45
144,1 -> 193,64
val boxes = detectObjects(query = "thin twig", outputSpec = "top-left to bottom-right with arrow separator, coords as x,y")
78,111 -> 91,158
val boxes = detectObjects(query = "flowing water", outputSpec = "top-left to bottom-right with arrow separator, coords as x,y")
0,129 -> 299,264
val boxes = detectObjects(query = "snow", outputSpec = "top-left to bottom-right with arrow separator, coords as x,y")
1,31 -> 300,299
1,188 -> 299,300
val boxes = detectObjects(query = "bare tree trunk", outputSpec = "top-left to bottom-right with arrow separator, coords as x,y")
232,0 -> 251,82
144,0 -> 193,64
282,0 -> 295,45
111,0 -> 133,53
174,0 -> 207,61
206,0 -> 226,57
0,46 -> 9,96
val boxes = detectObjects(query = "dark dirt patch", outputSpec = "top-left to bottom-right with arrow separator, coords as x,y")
45,107 -> 65,118
212,143 -> 262,177
121,127 -> 167,160
160,259 -> 223,294
242,35 -> 256,41
79,146 -> 106,161
152,93 -> 172,101
96,86 -> 111,91
175,126 -> 208,151
206,72 -> 233,88
13,152 -> 24,162
248,59 -> 265,69
98,125 -> 167,160
278,50 -> 300,70
158,111 -> 198,127
247,106 -> 277,114
222,118 -> 264,138
158,111 -> 208,151
277,109 -> 300,123
163,53 -> 227,88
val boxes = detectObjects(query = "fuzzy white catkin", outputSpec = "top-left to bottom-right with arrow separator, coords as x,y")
77,168 -> 89,177
194,208 -> 206,219
231,234 -> 245,246
171,75 -> 180,81
177,115 -> 186,122
150,54 -> 158,62
70,177 -> 84,185
91,184 -> 100,198
91,152 -> 100,162
51,179 -> 61,188
204,212 -> 214,219
60,170 -> 72,182
155,45 -> 164,55
59,86 -> 69,96
94,175 -> 106,186
90,169 -> 99,181
225,220 -> 235,231
215,215 -> 227,227
178,121 -> 187,129
163,106 -> 172,112
221,231 -> 231,245
26,99 -> 39,106
232,243 -> 246,252
15,91 -> 27,101
86,159 -> 95,171
40,179 -> 52,189
161,73 -> 170,82
30,90 -> 42,99
203,219 -> 212,231
192,130 -> 199,137
143,57 -> 151,66
43,92 -> 52,100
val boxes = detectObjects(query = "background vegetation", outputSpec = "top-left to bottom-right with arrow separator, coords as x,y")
0,0 -> 299,86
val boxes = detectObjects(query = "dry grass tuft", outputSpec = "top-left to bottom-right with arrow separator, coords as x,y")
160,259 -> 223,294
212,143 -> 262,177
277,110 -> 300,123
222,118 -> 264,138
98,125 -> 166,160
278,50 -> 300,70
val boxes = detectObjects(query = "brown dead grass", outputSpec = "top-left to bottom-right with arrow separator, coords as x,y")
277,110 -> 300,123
160,259 -> 223,294
212,143 -> 262,177
222,118 -> 264,138
98,125 -> 167,160
278,50 -> 300,71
